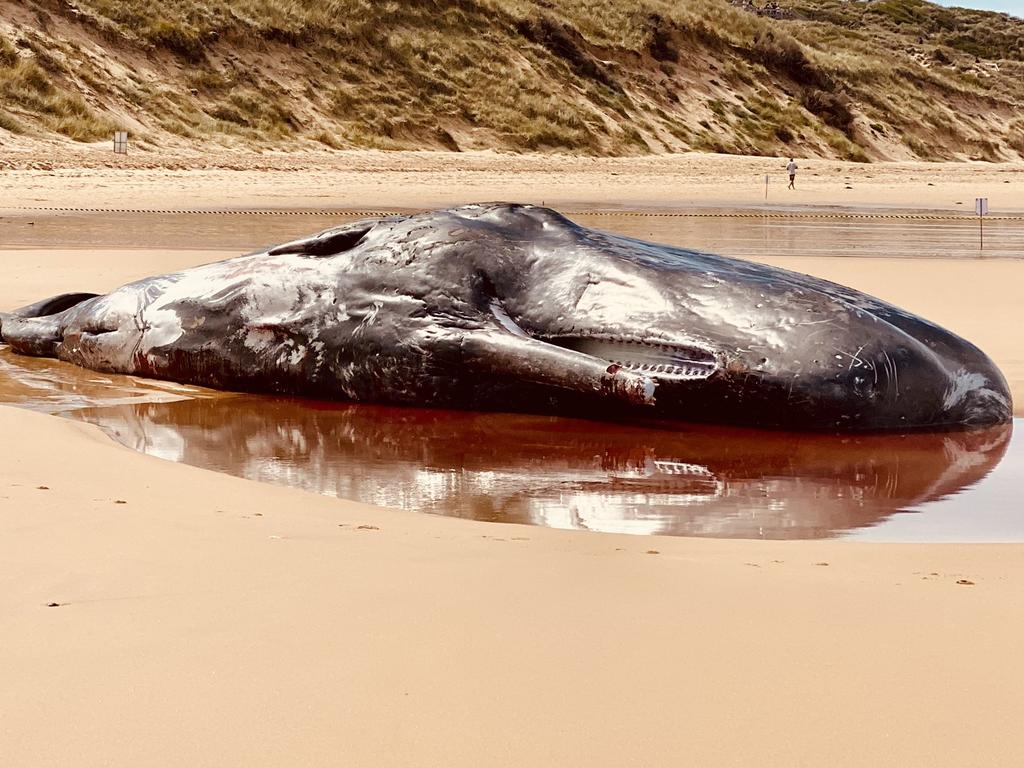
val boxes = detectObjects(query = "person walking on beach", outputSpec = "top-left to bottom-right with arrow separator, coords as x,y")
787,158 -> 798,190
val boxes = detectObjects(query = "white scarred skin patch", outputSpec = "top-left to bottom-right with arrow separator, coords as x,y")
943,369 -> 989,410
572,274 -> 674,319
238,282 -> 304,325
143,307 -> 186,348
243,328 -> 278,351
640,377 -> 656,403
943,368 -> 1010,419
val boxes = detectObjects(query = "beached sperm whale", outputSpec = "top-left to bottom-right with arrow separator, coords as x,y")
0,203 -> 1012,430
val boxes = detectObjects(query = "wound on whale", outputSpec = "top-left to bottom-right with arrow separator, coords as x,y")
0,203 -> 1012,431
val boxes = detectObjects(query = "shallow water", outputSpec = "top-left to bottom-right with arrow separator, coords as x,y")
0,349 -> 1019,541
2,207 -> 1022,259
1,208 -> 1021,540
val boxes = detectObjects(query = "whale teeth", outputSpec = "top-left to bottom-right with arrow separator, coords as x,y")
542,334 -> 717,381
610,360 -> 717,379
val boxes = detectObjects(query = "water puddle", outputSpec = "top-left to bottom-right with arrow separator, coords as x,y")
1,348 -> 1018,541
0,347 -> 221,412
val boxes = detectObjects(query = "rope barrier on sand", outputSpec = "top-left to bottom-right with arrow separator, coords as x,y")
568,212 -> 1024,221
4,206 -> 1024,221
3,206 -> 396,217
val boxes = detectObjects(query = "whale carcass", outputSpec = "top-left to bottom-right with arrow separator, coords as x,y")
0,203 -> 1011,430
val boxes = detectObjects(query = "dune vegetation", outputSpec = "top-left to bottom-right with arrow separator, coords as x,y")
0,0 -> 1022,160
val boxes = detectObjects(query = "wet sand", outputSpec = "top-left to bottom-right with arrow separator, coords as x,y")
4,208 -> 1024,258
49,390 -> 1024,541
2,198 -> 1024,765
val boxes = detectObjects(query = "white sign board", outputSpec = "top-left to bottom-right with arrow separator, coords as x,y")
113,131 -> 128,155
975,197 -> 989,216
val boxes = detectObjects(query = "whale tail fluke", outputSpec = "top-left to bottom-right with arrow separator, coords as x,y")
1,315 -> 65,357
1,292 -> 100,352
10,293 -> 101,320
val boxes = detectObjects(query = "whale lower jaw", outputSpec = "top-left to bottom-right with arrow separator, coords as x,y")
487,300 -> 718,383
542,335 -> 719,381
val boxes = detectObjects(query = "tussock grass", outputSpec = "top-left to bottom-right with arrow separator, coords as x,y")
0,48 -> 117,141
0,109 -> 25,133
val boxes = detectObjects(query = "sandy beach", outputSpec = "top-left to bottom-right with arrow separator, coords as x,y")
2,404 -> 1023,768
2,153 -> 1024,766
2,145 -> 1024,212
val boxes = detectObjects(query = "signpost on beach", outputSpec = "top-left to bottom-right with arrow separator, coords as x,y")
765,174 -> 769,201
113,131 -> 128,155
975,197 -> 988,251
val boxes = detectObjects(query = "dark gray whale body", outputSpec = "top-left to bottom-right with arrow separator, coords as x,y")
0,203 -> 1012,430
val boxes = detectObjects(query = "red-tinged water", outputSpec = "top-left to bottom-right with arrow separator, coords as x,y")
0,348 -> 1018,541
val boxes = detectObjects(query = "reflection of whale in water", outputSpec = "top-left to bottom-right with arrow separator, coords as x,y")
0,346 -> 208,413
71,396 -> 1012,539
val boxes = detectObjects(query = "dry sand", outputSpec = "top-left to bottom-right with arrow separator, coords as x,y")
2,156 -> 1024,766
1,146 -> 1024,212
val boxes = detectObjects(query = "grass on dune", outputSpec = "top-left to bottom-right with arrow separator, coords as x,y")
0,0 -> 1022,160
0,30 -> 117,141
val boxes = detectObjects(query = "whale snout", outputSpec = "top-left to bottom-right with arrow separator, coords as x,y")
879,311 -> 1012,429
620,290 -> 1014,432
738,319 -> 1013,431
